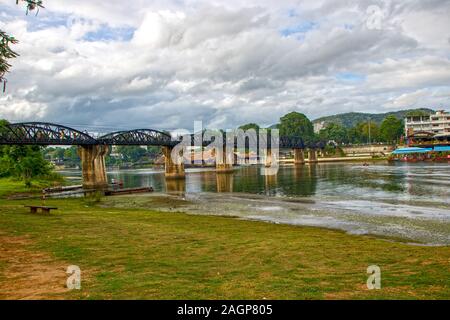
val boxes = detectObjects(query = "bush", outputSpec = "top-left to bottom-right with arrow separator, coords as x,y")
0,145 -> 53,180
84,191 -> 104,206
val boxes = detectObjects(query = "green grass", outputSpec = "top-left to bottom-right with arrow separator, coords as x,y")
0,177 -> 62,198
0,196 -> 449,300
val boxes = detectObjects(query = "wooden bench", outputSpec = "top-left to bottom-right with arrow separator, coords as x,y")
24,205 -> 58,214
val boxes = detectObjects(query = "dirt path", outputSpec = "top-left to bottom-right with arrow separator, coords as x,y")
0,233 -> 69,300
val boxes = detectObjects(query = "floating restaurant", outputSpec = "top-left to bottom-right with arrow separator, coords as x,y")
390,145 -> 450,162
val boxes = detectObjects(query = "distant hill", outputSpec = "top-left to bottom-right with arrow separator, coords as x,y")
312,108 -> 435,128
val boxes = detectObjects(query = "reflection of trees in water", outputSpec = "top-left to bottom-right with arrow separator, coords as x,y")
273,164 -> 318,196
105,163 -> 444,199
230,165 -> 319,197
107,171 -> 166,191
232,166 -> 268,194
198,171 -> 217,193
165,178 -> 185,195
233,166 -> 278,195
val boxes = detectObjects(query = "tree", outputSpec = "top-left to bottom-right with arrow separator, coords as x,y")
380,115 -> 403,143
406,110 -> 430,117
116,146 -> 148,163
347,126 -> 361,144
0,145 -> 52,179
318,123 -> 349,144
0,119 -> 53,179
43,147 -> 65,160
1,1 -> 44,91
63,146 -> 81,166
279,112 -> 314,140
355,121 -> 380,143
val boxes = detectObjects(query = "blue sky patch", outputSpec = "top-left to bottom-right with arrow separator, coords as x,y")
83,25 -> 135,42
335,72 -> 366,82
280,21 -> 318,37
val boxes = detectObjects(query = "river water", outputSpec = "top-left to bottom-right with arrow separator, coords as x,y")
59,162 -> 450,245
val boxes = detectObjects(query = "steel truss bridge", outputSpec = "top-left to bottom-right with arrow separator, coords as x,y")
0,122 -> 325,149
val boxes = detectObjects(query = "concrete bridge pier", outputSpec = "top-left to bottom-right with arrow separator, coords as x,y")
78,145 -> 109,190
216,146 -> 234,173
162,146 -> 185,179
293,148 -> 305,165
308,149 -> 318,163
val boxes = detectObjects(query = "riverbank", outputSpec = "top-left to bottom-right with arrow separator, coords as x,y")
0,195 -> 449,299
0,178 -> 64,198
280,156 -> 386,163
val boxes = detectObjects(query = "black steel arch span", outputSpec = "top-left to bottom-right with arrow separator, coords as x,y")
0,122 -> 98,145
179,133 -> 324,149
97,129 -> 174,146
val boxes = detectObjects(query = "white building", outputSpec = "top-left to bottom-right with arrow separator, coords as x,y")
405,110 -> 450,137
313,121 -> 326,133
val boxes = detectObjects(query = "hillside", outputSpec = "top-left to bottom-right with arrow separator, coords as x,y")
312,108 -> 435,128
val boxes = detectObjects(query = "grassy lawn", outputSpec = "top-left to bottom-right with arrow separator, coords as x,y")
0,178 -> 63,198
0,195 -> 449,300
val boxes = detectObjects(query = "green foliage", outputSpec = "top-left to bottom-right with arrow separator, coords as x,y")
0,30 -> 19,91
83,191 -> 103,206
64,146 -> 80,165
0,119 -> 61,181
0,145 -> 52,179
238,123 -> 260,131
313,108 -> 434,129
322,117 -> 403,144
279,112 -> 314,141
323,145 -> 345,157
380,115 -> 404,143
146,146 -> 162,159
405,110 -> 431,117
43,146 -> 80,167
116,146 -> 148,163
319,123 -> 349,143
43,146 -> 67,161
355,121 -> 380,143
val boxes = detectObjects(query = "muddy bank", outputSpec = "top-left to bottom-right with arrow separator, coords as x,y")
102,192 -> 450,246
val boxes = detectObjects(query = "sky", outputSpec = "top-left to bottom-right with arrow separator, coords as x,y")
0,0 -> 449,132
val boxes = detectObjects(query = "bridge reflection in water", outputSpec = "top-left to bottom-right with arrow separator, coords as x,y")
216,173 -> 234,193
165,178 -> 186,194
64,164 -> 320,196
